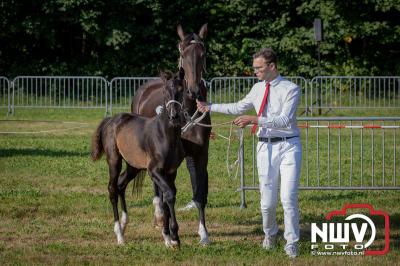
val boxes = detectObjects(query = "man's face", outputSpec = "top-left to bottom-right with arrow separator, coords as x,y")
252,57 -> 273,81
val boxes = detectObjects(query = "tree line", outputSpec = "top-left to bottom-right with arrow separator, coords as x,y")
1,0 -> 399,79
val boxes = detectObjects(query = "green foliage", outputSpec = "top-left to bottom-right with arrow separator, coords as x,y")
0,0 -> 399,78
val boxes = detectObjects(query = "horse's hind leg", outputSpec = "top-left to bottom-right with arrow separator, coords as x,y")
117,164 -> 139,234
107,156 -> 124,245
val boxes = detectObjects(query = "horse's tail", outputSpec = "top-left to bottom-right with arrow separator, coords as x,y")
131,170 -> 146,197
91,117 -> 111,161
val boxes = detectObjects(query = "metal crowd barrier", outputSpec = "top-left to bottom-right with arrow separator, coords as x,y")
0,77 -> 11,113
8,76 -> 109,115
1,76 -> 400,115
237,117 -> 400,208
208,76 -> 309,113
109,77 -> 158,114
310,76 -> 400,113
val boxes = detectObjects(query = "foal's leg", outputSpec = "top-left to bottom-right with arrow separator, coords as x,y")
152,183 -> 164,228
161,191 -> 173,247
150,168 -> 180,248
108,156 -> 124,245
164,172 -> 179,247
161,184 -> 179,248
186,155 -> 210,245
117,164 -> 139,234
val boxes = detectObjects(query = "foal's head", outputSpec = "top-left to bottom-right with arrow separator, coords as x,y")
177,23 -> 207,100
160,70 -> 184,127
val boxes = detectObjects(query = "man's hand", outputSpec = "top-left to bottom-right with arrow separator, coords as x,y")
233,115 -> 258,128
196,100 -> 210,113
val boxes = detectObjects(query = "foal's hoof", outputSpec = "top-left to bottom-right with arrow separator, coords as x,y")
199,237 -> 210,246
170,240 -> 180,250
162,233 -> 180,249
165,239 -> 180,249
153,216 -> 164,229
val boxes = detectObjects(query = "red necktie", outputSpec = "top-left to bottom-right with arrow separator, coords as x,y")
251,82 -> 270,134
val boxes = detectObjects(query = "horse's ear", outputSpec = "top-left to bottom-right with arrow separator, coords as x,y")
159,69 -> 168,83
199,23 -> 208,40
177,24 -> 185,41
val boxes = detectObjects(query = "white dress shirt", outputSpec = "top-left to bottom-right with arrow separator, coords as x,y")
210,74 -> 300,137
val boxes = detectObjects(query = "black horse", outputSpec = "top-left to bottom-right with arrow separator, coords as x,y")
91,71 -> 185,247
127,24 -> 211,245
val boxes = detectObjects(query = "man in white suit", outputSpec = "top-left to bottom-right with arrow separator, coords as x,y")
197,48 -> 302,258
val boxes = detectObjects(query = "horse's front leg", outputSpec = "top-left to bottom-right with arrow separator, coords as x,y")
164,172 -> 179,248
186,155 -> 210,245
150,167 -> 180,248
161,193 -> 173,247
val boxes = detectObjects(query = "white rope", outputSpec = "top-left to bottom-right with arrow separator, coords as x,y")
181,110 -> 206,133
180,111 -> 240,178
225,122 -> 240,179
0,120 -> 89,134
299,124 -> 400,129
181,110 -> 234,133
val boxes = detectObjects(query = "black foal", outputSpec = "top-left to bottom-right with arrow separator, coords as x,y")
91,71 -> 185,247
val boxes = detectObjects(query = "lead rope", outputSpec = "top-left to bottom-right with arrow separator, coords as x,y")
181,111 -> 240,179
225,122 -> 240,179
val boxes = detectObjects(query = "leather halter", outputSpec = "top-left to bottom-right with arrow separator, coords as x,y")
178,40 -> 206,74
164,99 -> 183,121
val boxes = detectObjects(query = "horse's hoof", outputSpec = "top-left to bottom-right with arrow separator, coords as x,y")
199,237 -> 210,246
170,240 -> 180,250
163,232 -> 173,247
165,240 -> 180,249
117,238 -> 125,245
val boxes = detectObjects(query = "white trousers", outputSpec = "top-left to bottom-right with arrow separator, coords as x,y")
257,136 -> 302,246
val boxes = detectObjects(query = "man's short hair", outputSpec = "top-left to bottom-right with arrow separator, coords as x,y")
253,48 -> 277,64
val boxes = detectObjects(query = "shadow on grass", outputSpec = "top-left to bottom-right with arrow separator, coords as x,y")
207,199 -> 258,208
0,148 -> 89,157
301,191 -> 368,201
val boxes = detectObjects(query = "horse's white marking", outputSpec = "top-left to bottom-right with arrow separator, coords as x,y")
170,240 -> 179,247
198,222 -> 210,245
162,231 -> 173,247
155,105 -> 163,115
114,221 -> 125,245
153,196 -> 164,221
121,211 -> 128,233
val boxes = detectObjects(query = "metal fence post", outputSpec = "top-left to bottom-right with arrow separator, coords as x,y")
105,81 -> 111,117
239,128 -> 247,208
9,80 -> 14,115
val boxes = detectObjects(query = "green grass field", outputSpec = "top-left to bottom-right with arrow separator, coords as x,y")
0,108 -> 399,265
